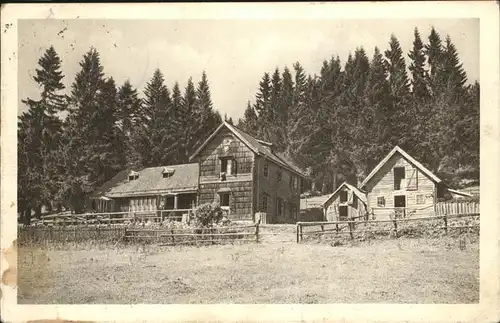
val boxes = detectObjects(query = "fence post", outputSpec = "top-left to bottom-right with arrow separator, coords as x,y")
296,223 -> 300,243
300,224 -> 303,242
255,222 -> 260,243
393,219 -> 398,238
443,215 -> 448,235
349,221 -> 354,240
336,224 -> 339,233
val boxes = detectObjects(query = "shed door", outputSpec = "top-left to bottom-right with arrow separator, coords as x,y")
339,206 -> 348,221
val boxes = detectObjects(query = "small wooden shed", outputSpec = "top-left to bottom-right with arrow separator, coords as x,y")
321,182 -> 368,222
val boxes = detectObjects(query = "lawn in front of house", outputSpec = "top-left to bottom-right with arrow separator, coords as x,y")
18,238 -> 479,304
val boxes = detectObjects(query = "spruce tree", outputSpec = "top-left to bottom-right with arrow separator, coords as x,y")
62,47 -> 121,213
239,101 -> 259,136
408,27 -> 430,100
425,27 -> 445,97
142,68 -> 174,166
193,71 -> 220,151
19,46 -> 67,221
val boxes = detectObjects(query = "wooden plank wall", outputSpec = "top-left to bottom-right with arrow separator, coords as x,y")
435,201 -> 480,215
255,155 -> 301,224
365,153 -> 436,220
196,128 -> 255,221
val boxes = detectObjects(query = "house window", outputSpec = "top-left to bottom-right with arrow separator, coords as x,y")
262,193 -> 268,212
394,167 -> 405,190
220,193 -> 230,208
263,163 -> 269,177
416,194 -> 425,204
377,196 -> 385,207
340,190 -> 348,203
276,197 -> 283,217
220,157 -> 236,179
291,204 -> 298,220
277,169 -> 282,182
163,172 -> 172,178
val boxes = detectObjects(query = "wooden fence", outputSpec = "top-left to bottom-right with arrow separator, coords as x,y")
18,222 -> 261,246
124,224 -> 260,246
29,209 -> 194,227
18,226 -> 126,244
296,213 -> 479,243
434,201 -> 479,216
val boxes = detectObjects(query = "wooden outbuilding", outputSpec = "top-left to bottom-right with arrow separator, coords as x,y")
359,146 -> 459,220
321,182 -> 368,221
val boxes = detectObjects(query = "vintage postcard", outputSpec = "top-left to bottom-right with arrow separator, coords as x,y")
1,2 -> 499,322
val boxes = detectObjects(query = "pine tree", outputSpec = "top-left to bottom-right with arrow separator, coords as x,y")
19,46 -> 67,221
442,34 -> 468,99
408,27 -> 430,100
142,68 -> 174,166
117,80 -> 143,168
239,101 -> 259,136
361,46 -> 392,173
179,77 -> 198,162
61,47 -> 123,213
193,71 -> 220,152
425,27 -> 445,97
384,34 -> 413,149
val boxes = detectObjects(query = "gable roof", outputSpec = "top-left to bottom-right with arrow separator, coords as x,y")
91,163 -> 199,198
189,122 -> 306,178
360,146 -> 442,188
321,182 -> 368,207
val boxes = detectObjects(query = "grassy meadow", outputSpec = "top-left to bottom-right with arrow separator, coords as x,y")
18,237 -> 479,304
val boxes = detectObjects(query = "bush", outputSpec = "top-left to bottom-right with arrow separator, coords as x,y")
192,202 -> 229,228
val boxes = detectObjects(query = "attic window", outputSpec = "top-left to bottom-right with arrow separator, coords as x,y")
340,190 -> 348,203
128,171 -> 139,181
162,167 -> 175,178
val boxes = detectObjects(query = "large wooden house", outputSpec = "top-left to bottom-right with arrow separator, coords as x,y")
189,122 -> 306,223
91,122 -> 306,224
359,146 -> 461,220
90,163 -> 199,214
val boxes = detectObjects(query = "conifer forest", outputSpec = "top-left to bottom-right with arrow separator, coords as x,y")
18,26 -> 479,220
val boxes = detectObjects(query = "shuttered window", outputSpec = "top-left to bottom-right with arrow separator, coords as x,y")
406,168 -> 418,190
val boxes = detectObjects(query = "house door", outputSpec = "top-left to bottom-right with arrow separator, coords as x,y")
339,205 -> 348,221
394,195 -> 406,218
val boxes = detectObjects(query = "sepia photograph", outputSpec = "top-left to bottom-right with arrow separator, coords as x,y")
1,2 -> 499,322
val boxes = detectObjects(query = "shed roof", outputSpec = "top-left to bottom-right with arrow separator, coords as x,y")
91,163 -> 199,198
360,146 -> 442,188
189,122 -> 306,178
321,182 -> 368,208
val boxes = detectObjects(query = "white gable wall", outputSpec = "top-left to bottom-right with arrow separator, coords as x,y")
364,153 -> 437,220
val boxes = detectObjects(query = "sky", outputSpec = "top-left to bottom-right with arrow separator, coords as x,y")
18,19 -> 479,120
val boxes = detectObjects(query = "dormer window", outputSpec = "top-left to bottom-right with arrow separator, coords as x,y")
162,167 -> 175,178
128,171 -> 139,181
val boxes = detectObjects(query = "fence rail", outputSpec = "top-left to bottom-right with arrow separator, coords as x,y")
296,213 -> 479,243
29,209 -> 194,227
18,222 -> 261,246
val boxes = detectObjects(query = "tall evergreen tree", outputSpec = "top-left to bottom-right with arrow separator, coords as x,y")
384,34 -> 413,149
193,71 -> 220,152
117,80 -> 143,168
142,68 -> 174,166
408,27 -> 430,100
61,47 -> 122,213
238,101 -> 259,136
18,46 -> 67,222
425,27 -> 445,97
